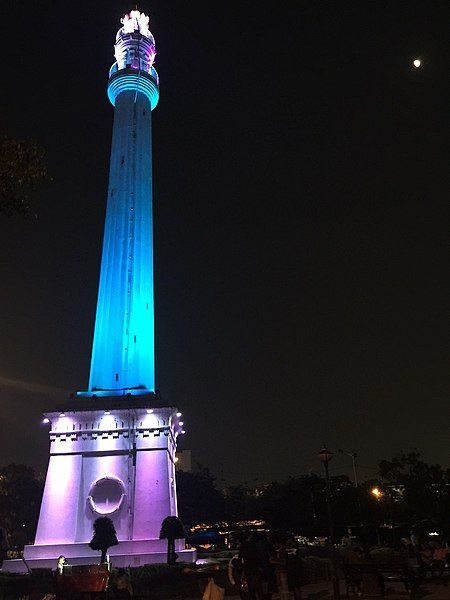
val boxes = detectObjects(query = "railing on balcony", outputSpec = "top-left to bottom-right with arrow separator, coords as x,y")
109,61 -> 159,85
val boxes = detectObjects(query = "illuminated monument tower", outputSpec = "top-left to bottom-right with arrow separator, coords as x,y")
88,10 -> 158,397
5,11 -> 195,570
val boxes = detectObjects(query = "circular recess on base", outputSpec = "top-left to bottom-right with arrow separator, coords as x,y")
88,476 -> 126,515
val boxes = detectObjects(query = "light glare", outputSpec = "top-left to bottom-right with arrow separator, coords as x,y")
371,486 -> 383,499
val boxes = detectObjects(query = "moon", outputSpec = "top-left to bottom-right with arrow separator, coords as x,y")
413,59 -> 421,68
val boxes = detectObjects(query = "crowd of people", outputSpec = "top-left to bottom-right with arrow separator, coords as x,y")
414,540 -> 449,581
227,529 -> 450,600
342,533 -> 449,596
229,532 -> 303,600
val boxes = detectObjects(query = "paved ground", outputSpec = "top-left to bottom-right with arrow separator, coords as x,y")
219,580 -> 449,599
296,580 -> 449,598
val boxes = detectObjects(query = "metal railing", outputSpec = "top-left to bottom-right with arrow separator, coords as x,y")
108,62 -> 159,85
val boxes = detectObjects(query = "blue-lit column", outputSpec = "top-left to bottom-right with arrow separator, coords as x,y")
88,12 -> 159,395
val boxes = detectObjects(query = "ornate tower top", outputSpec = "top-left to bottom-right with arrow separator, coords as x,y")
108,9 -> 159,108
118,10 -> 152,39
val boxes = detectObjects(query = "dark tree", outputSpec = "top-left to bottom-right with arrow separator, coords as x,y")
159,516 -> 185,565
89,517 -> 118,563
378,451 -> 450,524
223,484 -> 259,524
0,136 -> 47,216
0,464 -> 44,549
257,473 -> 365,537
258,474 -> 328,535
176,468 -> 224,526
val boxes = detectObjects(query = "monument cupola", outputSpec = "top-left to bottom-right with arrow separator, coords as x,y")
108,10 -> 159,109
113,11 -> 157,76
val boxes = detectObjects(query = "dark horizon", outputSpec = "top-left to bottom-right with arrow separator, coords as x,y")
0,1 -> 448,485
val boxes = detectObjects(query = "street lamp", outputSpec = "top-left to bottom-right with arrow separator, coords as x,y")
370,486 -> 384,500
337,449 -> 358,486
338,448 -> 362,524
369,485 -> 396,546
318,446 -> 340,600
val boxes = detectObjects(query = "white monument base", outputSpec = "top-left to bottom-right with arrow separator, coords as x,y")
2,401 -> 196,574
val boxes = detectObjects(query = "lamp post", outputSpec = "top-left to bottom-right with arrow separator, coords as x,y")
370,485 -> 395,546
338,448 -> 362,525
318,446 -> 340,600
337,449 -> 358,486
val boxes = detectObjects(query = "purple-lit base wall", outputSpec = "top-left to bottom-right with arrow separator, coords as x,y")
3,404 -> 196,572
5,540 -> 195,572
5,541 -> 195,572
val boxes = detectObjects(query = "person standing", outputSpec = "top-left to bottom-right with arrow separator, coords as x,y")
228,554 -> 245,599
238,535 -> 264,600
431,542 -> 447,583
417,544 -> 433,579
286,543 -> 303,600
0,527 -> 8,567
270,539 -> 290,600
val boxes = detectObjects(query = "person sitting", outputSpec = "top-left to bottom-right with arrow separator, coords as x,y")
432,543 -> 447,584
343,546 -> 365,597
112,568 -> 133,598
417,544 -> 433,578
56,555 -> 67,574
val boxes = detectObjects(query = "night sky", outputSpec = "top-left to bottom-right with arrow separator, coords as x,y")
0,1 -> 448,484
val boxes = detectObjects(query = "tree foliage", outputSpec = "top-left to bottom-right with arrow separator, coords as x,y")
176,468 -> 224,526
176,454 -> 449,538
0,453 -> 447,554
258,474 -> 362,535
0,464 -> 43,548
89,516 -> 118,563
0,137 -> 47,216
159,516 -> 185,541
378,451 -> 450,525
223,484 -> 259,524
159,516 -> 185,565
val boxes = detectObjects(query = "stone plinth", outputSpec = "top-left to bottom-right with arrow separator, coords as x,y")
3,399 -> 195,572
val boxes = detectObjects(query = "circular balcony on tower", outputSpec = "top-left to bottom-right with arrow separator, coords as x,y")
107,64 -> 159,109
